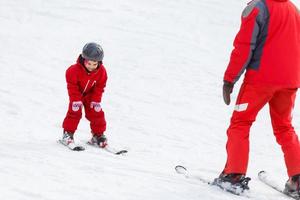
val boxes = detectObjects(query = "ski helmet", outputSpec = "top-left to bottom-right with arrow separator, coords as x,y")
81,42 -> 104,62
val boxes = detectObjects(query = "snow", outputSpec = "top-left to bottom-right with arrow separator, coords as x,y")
0,0 -> 300,199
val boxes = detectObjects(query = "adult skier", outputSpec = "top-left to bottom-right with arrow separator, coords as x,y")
214,0 -> 300,197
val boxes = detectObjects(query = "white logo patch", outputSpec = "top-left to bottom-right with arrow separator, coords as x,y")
234,103 -> 248,112
90,101 -> 102,112
72,101 -> 82,112
94,105 -> 102,112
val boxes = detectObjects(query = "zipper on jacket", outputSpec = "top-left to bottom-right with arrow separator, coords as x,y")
92,80 -> 96,87
82,80 -> 90,95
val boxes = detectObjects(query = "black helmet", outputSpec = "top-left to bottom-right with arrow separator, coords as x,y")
81,42 -> 104,61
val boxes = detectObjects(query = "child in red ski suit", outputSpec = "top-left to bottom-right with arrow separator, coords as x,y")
213,0 -> 300,196
62,42 -> 108,148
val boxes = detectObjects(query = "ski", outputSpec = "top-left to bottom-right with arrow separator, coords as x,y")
175,165 -> 212,184
258,170 -> 299,200
104,145 -> 128,155
58,139 -> 127,154
87,142 -> 128,155
58,140 -> 85,151
175,165 -> 251,198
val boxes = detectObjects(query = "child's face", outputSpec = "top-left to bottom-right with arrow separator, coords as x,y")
84,60 -> 99,72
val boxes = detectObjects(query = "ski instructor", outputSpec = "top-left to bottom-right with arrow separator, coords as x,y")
213,0 -> 300,196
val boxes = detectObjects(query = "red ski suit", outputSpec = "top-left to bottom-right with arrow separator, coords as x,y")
62,55 -> 107,135
223,0 -> 300,177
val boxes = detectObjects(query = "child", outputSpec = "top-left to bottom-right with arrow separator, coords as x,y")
61,42 -> 108,148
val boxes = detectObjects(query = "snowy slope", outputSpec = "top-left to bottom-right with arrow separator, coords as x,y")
0,0 -> 300,199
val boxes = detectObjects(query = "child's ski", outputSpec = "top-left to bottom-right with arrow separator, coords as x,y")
87,142 -> 128,155
58,140 -> 85,151
104,145 -> 128,155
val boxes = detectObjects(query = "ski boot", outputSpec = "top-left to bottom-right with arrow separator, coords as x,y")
88,133 -> 108,148
61,131 -> 74,146
59,131 -> 85,151
213,173 -> 251,195
283,174 -> 300,199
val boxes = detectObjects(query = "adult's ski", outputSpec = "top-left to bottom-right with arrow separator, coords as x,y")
175,165 -> 251,198
175,165 -> 212,184
258,170 -> 299,200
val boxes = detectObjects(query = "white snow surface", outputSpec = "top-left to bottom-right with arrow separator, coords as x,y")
1,0 -> 300,199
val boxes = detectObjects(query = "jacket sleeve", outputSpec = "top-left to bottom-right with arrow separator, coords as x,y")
91,66 -> 108,102
66,67 -> 82,102
224,2 -> 262,83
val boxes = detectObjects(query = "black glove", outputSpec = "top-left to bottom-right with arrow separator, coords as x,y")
223,81 -> 234,105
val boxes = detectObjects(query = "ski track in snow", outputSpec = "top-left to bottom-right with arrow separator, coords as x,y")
0,0 -> 300,199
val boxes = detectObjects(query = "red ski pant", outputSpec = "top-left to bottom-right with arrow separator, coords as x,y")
62,95 -> 106,135
223,83 -> 300,177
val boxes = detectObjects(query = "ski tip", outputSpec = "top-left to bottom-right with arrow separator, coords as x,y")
115,150 -> 128,155
258,170 -> 266,175
175,165 -> 187,174
72,146 -> 85,151
258,170 -> 267,180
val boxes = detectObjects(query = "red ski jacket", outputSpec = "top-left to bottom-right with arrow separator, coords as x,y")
65,55 -> 107,102
224,0 -> 300,87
